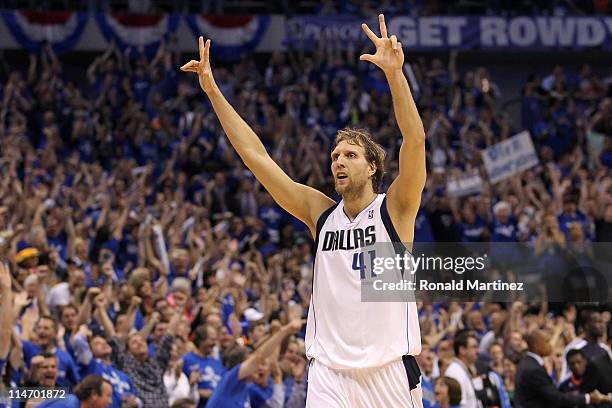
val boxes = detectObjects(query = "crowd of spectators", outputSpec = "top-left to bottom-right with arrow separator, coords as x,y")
0,24 -> 610,408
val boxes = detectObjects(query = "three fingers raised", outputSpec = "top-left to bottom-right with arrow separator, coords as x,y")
181,37 -> 211,73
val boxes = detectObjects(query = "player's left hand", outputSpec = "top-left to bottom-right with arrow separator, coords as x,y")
180,37 -> 216,94
360,14 -> 403,74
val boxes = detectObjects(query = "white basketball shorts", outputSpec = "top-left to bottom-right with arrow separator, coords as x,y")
306,356 -> 424,408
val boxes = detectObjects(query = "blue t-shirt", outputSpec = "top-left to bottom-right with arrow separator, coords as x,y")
601,150 -> 612,169
248,379 -> 273,408
258,206 -> 284,242
206,364 -> 250,408
118,234 -> 139,269
132,76 -> 151,104
182,352 -> 225,406
148,341 -> 157,358
221,294 -> 236,327
491,371 -> 512,408
558,211 -> 590,240
459,217 -> 488,242
79,358 -> 139,408
47,233 -> 68,261
22,341 -> 81,389
491,217 -> 518,242
421,376 -> 436,408
414,209 -> 434,242
63,332 -> 76,362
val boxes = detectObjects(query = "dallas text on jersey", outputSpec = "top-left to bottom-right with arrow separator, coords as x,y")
321,226 -> 376,251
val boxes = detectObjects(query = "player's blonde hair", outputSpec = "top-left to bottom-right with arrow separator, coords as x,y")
334,128 -> 386,193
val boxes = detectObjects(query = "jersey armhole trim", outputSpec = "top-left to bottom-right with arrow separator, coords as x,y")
381,196 -> 412,255
307,201 -> 338,360
381,196 -> 402,243
314,202 -> 339,243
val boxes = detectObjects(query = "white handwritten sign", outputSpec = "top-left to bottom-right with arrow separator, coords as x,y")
481,131 -> 539,184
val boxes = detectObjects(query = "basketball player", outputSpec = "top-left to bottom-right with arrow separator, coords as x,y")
181,14 -> 425,407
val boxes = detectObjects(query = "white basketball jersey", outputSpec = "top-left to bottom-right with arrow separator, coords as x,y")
305,193 -> 421,370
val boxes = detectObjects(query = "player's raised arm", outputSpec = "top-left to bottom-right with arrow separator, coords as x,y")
361,15 -> 426,235
181,37 -> 334,236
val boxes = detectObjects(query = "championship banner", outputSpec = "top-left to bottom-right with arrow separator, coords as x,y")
185,15 -> 270,59
287,15 -> 612,50
446,171 -> 484,198
95,12 -> 179,54
1,10 -> 88,53
481,131 -> 539,184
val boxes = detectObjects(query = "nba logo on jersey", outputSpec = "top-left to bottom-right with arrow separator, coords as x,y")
368,209 -> 374,219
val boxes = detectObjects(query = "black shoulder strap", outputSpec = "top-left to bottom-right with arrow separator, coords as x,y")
307,202 -> 338,360
381,195 -> 402,244
312,202 -> 339,257
381,195 -> 413,277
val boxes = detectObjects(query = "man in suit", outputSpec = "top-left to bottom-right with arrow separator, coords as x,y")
514,330 -> 611,408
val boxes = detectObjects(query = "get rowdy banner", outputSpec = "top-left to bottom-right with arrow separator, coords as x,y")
287,15 -> 612,50
185,15 -> 271,59
1,10 -> 88,54
95,13 -> 180,54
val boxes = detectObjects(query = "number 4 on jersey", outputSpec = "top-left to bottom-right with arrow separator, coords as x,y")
352,250 -> 376,279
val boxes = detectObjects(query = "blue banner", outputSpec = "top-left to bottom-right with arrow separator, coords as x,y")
287,15 -> 612,50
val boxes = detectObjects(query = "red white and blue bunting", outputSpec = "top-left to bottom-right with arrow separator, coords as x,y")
185,15 -> 270,59
1,10 -> 88,53
95,12 -> 180,55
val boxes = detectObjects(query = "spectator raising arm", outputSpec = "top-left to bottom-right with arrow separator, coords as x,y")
139,311 -> 161,340
93,293 -> 116,338
156,311 -> 182,373
238,319 -> 304,381
117,296 -> 142,339
75,287 -> 100,328
0,262 -> 13,363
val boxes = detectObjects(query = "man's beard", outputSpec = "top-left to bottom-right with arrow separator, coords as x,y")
335,177 -> 369,200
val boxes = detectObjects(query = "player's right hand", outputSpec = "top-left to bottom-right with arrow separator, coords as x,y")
180,37 -> 216,94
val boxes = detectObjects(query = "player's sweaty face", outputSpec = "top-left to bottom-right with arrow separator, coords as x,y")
331,141 -> 371,196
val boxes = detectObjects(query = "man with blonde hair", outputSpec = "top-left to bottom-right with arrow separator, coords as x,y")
182,13 -> 425,407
